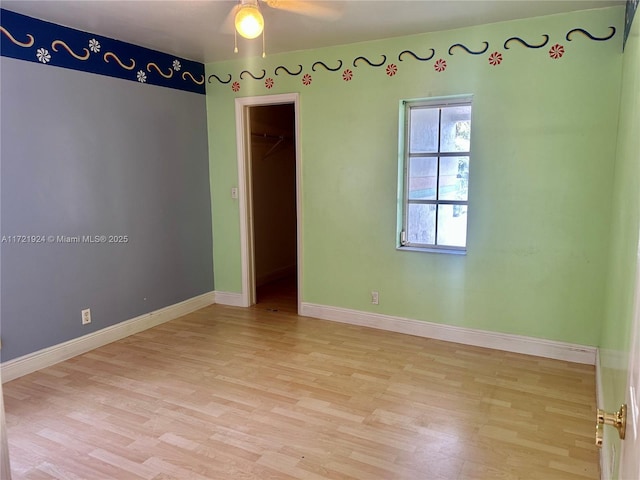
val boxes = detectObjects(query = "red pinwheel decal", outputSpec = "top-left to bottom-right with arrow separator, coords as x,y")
386,64 -> 398,76
549,44 -> 565,59
231,81 -> 240,92
265,77 -> 274,89
488,52 -> 502,66
342,69 -> 353,81
434,59 -> 447,72
302,73 -> 312,86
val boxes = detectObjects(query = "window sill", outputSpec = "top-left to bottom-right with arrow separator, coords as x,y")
396,245 -> 467,255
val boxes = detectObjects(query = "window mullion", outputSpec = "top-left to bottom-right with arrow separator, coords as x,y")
435,108 -> 442,245
436,151 -> 470,157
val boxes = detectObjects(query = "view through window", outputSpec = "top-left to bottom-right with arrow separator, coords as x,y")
400,98 -> 471,251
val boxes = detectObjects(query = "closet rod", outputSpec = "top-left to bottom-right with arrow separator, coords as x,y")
251,132 -> 289,141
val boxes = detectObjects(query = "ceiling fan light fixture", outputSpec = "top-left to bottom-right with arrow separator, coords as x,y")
235,5 -> 264,39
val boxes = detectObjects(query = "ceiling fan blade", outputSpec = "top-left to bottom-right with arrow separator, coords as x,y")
264,0 -> 343,20
220,3 -> 241,35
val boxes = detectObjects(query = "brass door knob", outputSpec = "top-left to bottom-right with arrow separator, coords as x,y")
595,404 -> 627,447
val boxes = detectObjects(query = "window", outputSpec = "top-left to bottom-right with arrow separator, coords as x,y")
399,97 -> 471,252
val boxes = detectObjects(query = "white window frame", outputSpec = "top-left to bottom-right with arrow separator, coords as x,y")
398,96 -> 472,254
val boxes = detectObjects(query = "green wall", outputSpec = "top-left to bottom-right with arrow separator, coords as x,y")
206,7 -> 623,346
600,10 -> 640,477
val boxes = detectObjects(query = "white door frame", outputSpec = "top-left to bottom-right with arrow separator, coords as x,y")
234,93 -> 302,312
619,243 -> 640,478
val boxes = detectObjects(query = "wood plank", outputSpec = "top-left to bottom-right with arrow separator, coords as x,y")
4,278 -> 599,479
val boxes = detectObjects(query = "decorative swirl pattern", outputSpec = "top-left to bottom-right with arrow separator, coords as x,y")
208,73 -> 232,84
448,42 -> 489,55
275,64 -> 303,76
398,49 -> 435,62
240,69 -> 266,80
0,9 -> 203,94
103,52 -> 136,70
312,60 -> 343,72
182,71 -> 204,85
147,62 -> 173,79
566,26 -> 616,42
503,35 -> 549,50
0,27 -> 35,47
51,40 -> 90,60
352,55 -> 387,67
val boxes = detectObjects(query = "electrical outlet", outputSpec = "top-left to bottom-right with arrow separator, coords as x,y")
81,308 -> 91,325
371,291 -> 379,305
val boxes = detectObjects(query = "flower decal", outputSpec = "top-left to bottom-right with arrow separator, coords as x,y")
302,73 -> 312,86
88,38 -> 101,53
265,77 -> 274,89
549,44 -> 565,59
172,59 -> 181,71
36,47 -> 51,64
386,64 -> 398,77
136,70 -> 147,83
488,52 -> 502,66
232,81 -> 240,92
342,69 -> 353,82
434,58 -> 447,72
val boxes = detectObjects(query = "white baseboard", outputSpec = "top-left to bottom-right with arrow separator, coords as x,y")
1,291 -> 215,383
213,291 -> 247,307
300,303 -> 597,365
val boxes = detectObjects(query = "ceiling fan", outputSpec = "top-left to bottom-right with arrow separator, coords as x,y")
225,0 -> 342,55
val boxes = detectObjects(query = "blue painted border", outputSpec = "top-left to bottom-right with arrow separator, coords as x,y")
0,9 -> 205,94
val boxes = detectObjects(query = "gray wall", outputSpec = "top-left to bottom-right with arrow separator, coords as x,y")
1,57 -> 213,362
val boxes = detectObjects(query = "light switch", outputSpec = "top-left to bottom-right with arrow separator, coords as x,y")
231,187 -> 238,199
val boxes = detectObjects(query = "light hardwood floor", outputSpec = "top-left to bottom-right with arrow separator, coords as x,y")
3,280 -> 599,479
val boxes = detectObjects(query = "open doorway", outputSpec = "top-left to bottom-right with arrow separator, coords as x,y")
249,103 -> 297,312
234,93 -> 301,313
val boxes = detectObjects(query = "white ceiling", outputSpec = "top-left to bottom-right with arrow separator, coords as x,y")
1,0 -> 624,63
